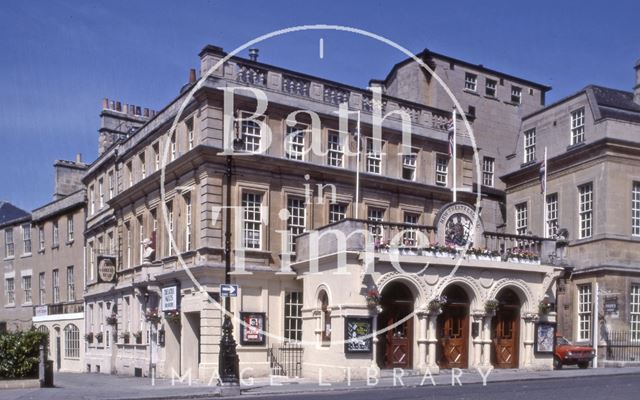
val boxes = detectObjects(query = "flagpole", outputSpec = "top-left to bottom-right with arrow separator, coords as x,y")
452,107 -> 457,203
355,111 -> 361,220
543,146 -> 548,238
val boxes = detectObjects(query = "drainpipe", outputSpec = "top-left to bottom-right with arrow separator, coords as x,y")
593,281 -> 599,368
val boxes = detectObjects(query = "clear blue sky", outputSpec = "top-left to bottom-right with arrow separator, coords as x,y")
1,0 -> 639,211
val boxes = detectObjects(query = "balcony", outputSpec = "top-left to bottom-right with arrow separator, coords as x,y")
33,300 -> 84,317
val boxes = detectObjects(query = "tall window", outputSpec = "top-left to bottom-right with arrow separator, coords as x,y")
67,266 -> 75,301
184,194 -> 192,251
546,193 -> 559,237
631,285 -> 640,341
524,128 -> 536,163
22,275 -> 32,304
435,156 -> 449,186
241,117 -> 262,153
367,207 -> 385,243
187,119 -> 194,150
485,78 -> 497,97
5,278 -> 15,305
329,203 -> 347,224
67,216 -> 74,242
633,182 -> 640,236
126,161 -> 133,187
98,178 -> 104,209
64,324 -> 80,358
38,226 -> 44,251
22,224 -> 31,254
139,153 -> 146,179
327,131 -> 344,167
579,182 -> 593,239
242,192 -> 262,249
511,86 -> 522,104
285,125 -> 305,161
320,291 -> 331,343
4,228 -> 14,257
403,213 -> 419,246
577,284 -> 592,341
170,133 -> 177,161
89,185 -> 95,215
287,197 -> 306,253
39,272 -> 45,305
153,143 -> 160,171
515,202 -> 528,236
108,171 -> 114,199
402,150 -> 417,181
52,222 -> 59,247
482,157 -> 495,187
571,108 -> 585,145
365,138 -> 382,174
166,202 -> 173,256
464,72 -> 477,91
125,221 -> 132,267
284,291 -> 303,342
52,269 -> 60,303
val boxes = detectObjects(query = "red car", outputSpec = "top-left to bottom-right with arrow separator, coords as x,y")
554,335 -> 595,369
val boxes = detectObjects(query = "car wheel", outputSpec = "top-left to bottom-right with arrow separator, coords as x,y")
578,361 -> 589,369
553,357 -> 563,370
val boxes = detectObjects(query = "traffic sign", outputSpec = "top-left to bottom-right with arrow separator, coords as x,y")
220,284 -> 238,297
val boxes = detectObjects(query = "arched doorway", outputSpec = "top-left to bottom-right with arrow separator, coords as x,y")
492,288 -> 521,368
437,285 -> 470,369
377,281 -> 414,369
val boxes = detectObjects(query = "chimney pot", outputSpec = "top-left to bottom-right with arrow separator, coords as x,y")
189,68 -> 196,83
634,59 -> 640,105
248,48 -> 259,62
76,153 -> 82,163
103,98 -> 109,109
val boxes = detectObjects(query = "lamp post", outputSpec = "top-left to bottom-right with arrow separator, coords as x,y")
218,136 -> 243,386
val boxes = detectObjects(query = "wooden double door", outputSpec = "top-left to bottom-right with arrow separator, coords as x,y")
382,315 -> 413,369
438,304 -> 469,369
492,306 -> 519,368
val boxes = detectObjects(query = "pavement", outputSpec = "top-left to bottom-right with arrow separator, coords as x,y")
1,366 -> 640,400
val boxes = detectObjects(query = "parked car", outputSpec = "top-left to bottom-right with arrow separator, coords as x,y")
554,335 -> 595,369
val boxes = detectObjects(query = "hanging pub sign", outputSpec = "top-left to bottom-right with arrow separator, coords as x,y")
97,256 -> 117,283
161,285 -> 179,312
344,317 -> 373,353
604,296 -> 618,313
240,312 -> 266,345
534,321 -> 556,354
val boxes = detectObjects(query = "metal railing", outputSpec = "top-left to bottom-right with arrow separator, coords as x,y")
268,342 -> 303,378
604,331 -> 640,361
33,301 -> 84,316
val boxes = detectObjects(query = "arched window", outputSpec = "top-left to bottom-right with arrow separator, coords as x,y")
64,324 -> 80,358
319,291 -> 331,343
37,325 -> 50,356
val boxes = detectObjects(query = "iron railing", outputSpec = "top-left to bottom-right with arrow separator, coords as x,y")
268,342 -> 303,378
604,330 -> 640,361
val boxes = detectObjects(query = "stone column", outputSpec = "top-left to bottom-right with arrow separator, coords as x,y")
371,308 -> 381,371
426,311 -> 440,373
471,313 -> 484,368
481,313 -> 494,367
416,311 -> 428,372
522,314 -> 538,368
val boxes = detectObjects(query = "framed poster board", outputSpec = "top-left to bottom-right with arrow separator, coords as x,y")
534,321 -> 556,354
344,317 -> 373,353
240,312 -> 266,346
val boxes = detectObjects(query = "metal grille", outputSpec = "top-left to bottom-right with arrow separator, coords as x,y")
605,331 -> 640,361
268,342 -> 303,377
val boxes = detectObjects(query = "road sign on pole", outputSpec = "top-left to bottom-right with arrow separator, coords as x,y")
220,284 -> 238,297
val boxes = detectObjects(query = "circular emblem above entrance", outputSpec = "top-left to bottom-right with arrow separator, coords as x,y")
434,202 -> 483,249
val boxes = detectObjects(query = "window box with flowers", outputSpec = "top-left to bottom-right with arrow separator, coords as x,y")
106,313 -> 118,326
427,295 -> 447,315
84,332 -> 94,344
485,299 -> 500,316
120,331 -> 130,344
421,244 -> 437,257
436,244 -> 457,258
538,298 -> 552,315
165,310 -> 181,325
145,308 -> 162,325
132,330 -> 143,344
365,288 -> 380,308
96,332 -> 104,344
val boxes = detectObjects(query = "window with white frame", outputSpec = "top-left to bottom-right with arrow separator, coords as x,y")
482,157 -> 495,187
98,178 -> 104,209
67,216 -> 73,242
485,78 -> 497,97
524,128 -> 536,163
5,278 -> 14,305
170,133 -> 177,161
22,275 -> 32,304
631,284 -> 640,341
166,202 -> 173,256
546,193 -> 559,238
137,215 -> 144,264
284,291 -> 303,342
435,156 -> 449,186
38,272 -> 45,305
633,182 -> 640,236
579,182 -> 593,239
402,149 -> 418,181
153,143 -> 160,171
127,161 -> 133,187
52,222 -> 59,247
241,117 -> 262,153
515,202 -> 528,236
38,226 -> 44,251
511,86 -> 522,104
4,228 -> 14,258
242,192 -> 263,249
571,108 -> 585,145
187,119 -> 194,150
22,224 -> 31,254
64,324 -> 80,358
125,221 -> 132,267
367,207 -> 385,243
52,269 -> 60,303
577,284 -> 592,341
403,212 -> 419,246
329,203 -> 347,224
464,72 -> 477,91
108,171 -> 114,199
185,193 -> 192,251
365,138 -> 382,174
67,266 -> 74,301
139,153 -> 146,179
287,197 -> 306,253
285,125 -> 306,161
89,185 -> 95,215
327,131 -> 344,167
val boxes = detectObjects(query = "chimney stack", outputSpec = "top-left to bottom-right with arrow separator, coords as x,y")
76,153 -> 82,163
248,48 -> 259,62
634,59 -> 640,105
189,68 -> 196,83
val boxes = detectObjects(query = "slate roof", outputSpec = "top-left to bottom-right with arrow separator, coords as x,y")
589,85 -> 640,124
0,201 -> 30,227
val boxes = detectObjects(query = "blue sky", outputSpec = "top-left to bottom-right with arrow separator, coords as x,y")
1,0 -> 639,211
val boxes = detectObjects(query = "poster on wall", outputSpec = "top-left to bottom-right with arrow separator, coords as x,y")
344,317 -> 373,353
534,322 -> 556,353
161,285 -> 179,311
240,312 -> 266,345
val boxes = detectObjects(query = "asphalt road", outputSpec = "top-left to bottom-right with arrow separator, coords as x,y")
246,373 -> 640,400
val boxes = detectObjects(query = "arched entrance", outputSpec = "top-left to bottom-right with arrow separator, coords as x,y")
492,288 -> 521,368
437,285 -> 470,369
377,281 -> 414,369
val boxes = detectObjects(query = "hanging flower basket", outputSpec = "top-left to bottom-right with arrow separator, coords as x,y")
539,299 -> 552,315
120,331 -> 131,344
106,313 -> 118,326
95,332 -> 104,343
365,288 -> 380,308
485,299 -> 500,314
84,332 -> 94,343
427,295 -> 447,314
145,308 -> 162,325
165,310 -> 181,324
